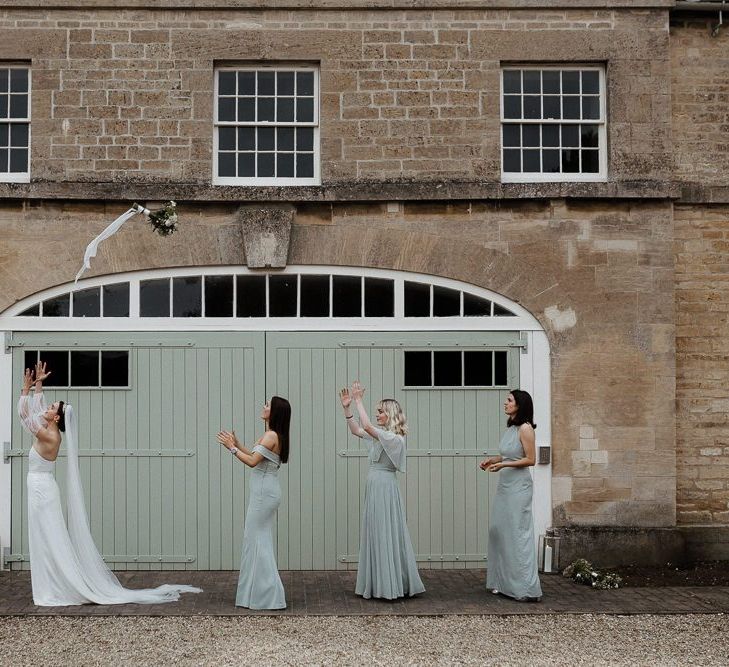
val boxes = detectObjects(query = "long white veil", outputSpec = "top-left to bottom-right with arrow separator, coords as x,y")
64,405 -> 202,603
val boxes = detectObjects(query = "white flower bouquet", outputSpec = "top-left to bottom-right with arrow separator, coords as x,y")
133,201 -> 179,237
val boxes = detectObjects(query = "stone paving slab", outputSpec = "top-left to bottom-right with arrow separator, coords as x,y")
1,569 -> 728,616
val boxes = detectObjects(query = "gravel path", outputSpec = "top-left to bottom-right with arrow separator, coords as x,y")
1,614 -> 727,666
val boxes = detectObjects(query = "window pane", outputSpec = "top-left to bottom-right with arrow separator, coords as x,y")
581,124 -> 599,148
277,97 -> 295,122
258,71 -> 275,95
0,96 -> 7,119
543,70 -> 560,94
71,351 -> 99,387
332,275 -> 362,317
296,153 -> 314,178
543,95 -> 560,119
218,127 -> 235,151
73,287 -> 101,317
218,152 -> 235,177
542,124 -> 559,147
523,149 -> 540,172
561,124 -> 579,147
278,127 -> 295,151
494,351 -> 508,385
218,97 -> 235,121
257,96 -> 275,122
297,127 -> 314,151
43,294 -> 70,317
503,149 -> 521,172
582,70 -> 600,95
236,275 -> 266,317
24,351 -> 37,374
300,274 -> 330,317
172,276 -> 202,317
502,70 -> 521,94
9,148 -> 27,172
238,71 -> 255,95
433,286 -> 460,316
9,95 -> 27,118
296,97 -> 314,123
582,149 -> 600,173
364,277 -> 394,317
204,275 -> 234,317
39,351 -> 69,386
258,127 -> 275,151
464,351 -> 493,386
503,95 -> 521,119
103,282 -> 130,317
140,278 -> 170,317
277,71 -> 295,95
563,97 -> 580,119
523,125 -> 539,148
237,97 -> 255,122
562,148 -> 580,173
543,149 -> 560,173
9,69 -> 28,93
503,124 -> 520,148
463,293 -> 491,316
0,70 -> 6,91
238,153 -> 255,177
297,71 -> 314,96
10,124 -> 28,147
268,275 -> 298,317
404,281 -> 430,317
434,351 -> 462,386
582,96 -> 600,120
0,124 -> 7,146
523,70 -> 540,94
219,71 -> 236,95
523,96 -> 541,119
562,71 -> 580,94
493,303 -> 514,316
238,127 -> 255,150
0,148 -> 7,171
404,351 -> 432,387
277,153 -> 295,178
258,152 -> 275,178
19,303 -> 40,316
101,351 -> 129,387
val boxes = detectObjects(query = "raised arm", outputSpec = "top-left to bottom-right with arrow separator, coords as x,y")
17,367 -> 46,436
352,381 -> 378,439
216,429 -> 266,468
339,387 -> 365,438
489,424 -> 536,471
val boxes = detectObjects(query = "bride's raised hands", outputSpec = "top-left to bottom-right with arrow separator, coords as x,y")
339,387 -> 352,409
34,360 -> 51,384
22,368 -> 34,393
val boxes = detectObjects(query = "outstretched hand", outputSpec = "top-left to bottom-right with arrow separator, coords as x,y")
34,361 -> 51,383
216,430 -> 237,450
22,368 -> 34,391
339,387 -> 352,408
351,381 -> 365,402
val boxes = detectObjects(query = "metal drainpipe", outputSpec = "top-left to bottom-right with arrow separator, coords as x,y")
674,0 -> 725,37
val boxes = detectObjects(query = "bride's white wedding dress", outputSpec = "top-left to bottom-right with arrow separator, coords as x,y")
19,391 -> 202,606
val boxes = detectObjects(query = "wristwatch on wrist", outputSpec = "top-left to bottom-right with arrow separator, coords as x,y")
230,447 -> 238,455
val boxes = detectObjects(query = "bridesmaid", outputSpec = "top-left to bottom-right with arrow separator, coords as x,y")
217,396 -> 291,610
340,381 -> 425,600
480,389 -> 542,602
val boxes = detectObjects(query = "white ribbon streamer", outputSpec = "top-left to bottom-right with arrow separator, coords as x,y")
75,204 -> 150,283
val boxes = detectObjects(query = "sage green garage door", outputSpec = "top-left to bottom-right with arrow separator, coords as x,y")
9,330 -> 519,570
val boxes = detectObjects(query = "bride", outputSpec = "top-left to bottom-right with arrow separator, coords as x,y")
18,361 -> 202,606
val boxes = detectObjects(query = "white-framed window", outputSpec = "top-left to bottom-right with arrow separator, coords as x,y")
500,65 -> 606,183
213,65 -> 319,186
0,64 -> 30,183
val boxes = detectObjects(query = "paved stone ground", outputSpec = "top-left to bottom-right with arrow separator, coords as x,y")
1,569 -> 728,616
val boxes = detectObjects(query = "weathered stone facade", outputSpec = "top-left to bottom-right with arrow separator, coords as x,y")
0,1 -> 727,563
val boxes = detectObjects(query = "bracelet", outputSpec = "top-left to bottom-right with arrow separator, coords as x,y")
345,415 -> 353,420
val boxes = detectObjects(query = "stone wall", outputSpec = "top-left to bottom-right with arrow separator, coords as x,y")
0,7 -> 671,186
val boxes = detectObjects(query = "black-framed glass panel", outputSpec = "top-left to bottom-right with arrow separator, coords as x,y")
493,303 -> 514,316
72,287 -> 101,318
236,275 -> 266,317
204,275 -> 234,317
494,351 -> 508,386
269,275 -> 298,317
173,276 -> 202,317
140,279 -> 170,317
434,351 -> 462,386
332,275 -> 362,317
464,351 -> 494,386
364,278 -> 394,317
300,274 -> 330,317
102,283 -> 130,317
43,294 -> 70,317
433,286 -> 460,316
101,351 -> 129,387
37,350 -> 69,387
463,293 -> 492,316
71,351 -> 99,387
404,281 -> 430,317
404,351 -> 432,387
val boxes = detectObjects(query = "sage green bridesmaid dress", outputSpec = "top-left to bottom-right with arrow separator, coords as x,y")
486,426 -> 542,601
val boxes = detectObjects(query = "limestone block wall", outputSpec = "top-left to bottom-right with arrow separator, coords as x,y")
0,198 -> 677,528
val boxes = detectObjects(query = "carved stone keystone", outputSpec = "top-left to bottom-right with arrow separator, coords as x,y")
237,206 -> 293,268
